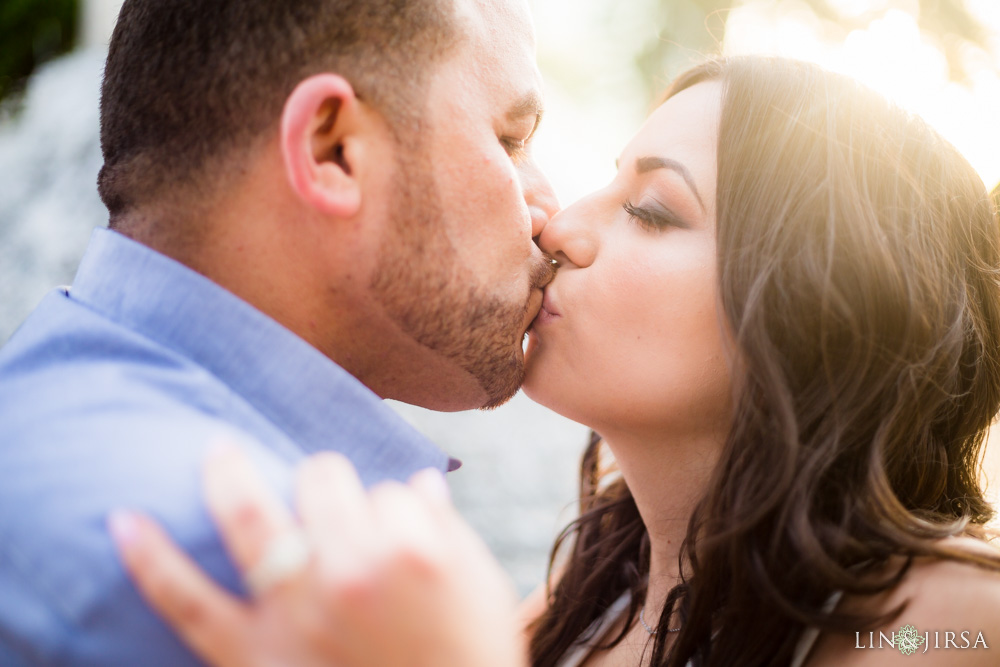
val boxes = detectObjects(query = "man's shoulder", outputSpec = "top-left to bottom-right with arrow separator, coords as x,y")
0,287 -> 296,454
0,287 -> 229,416
0,402 -> 288,664
0,294 -> 294,662
0,469 -> 243,665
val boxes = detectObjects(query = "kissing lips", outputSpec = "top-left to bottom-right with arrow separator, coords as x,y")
531,289 -> 560,329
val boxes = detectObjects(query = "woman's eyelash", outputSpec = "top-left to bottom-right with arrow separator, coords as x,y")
500,137 -> 527,162
623,198 -> 680,231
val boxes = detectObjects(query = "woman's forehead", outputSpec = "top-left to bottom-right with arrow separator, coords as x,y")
618,81 -> 723,197
636,81 -> 722,152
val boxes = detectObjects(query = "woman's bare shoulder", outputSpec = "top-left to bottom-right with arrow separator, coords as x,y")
517,562 -> 567,638
900,536 -> 1000,616
807,537 -> 1000,666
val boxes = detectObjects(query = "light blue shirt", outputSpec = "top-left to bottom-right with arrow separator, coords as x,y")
0,228 -> 454,665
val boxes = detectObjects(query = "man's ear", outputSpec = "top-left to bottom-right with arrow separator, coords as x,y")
281,74 -> 363,218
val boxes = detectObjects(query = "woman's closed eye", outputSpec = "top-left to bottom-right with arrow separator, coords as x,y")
622,198 -> 689,232
500,136 -> 528,163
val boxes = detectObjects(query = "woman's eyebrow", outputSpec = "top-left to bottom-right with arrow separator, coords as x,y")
634,156 -> 705,211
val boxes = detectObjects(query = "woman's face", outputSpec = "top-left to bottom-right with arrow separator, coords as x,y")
523,81 -> 731,439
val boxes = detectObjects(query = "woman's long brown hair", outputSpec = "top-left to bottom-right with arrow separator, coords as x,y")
528,57 -> 1000,666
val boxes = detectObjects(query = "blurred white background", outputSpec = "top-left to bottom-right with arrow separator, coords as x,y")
1,0 -> 998,594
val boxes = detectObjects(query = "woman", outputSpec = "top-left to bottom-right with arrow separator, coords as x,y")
111,56 -> 1000,666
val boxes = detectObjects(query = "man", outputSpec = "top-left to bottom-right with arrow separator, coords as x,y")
0,0 -> 558,663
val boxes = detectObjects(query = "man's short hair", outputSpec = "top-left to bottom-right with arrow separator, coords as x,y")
98,0 -> 459,222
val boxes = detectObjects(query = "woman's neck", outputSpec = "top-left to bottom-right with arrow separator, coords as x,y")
601,424 -> 725,619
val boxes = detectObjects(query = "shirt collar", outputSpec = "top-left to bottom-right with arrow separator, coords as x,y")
70,228 -> 457,479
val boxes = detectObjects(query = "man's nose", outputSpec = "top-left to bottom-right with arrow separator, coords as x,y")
519,160 -> 560,238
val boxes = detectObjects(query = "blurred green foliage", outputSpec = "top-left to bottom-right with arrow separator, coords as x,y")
639,0 -> 995,100
0,0 -> 78,105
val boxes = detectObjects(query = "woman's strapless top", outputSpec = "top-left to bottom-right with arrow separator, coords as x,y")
554,590 -> 843,667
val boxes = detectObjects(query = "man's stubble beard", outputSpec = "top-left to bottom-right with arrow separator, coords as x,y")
370,142 -> 550,409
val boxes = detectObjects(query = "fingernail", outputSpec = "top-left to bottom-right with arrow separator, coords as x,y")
410,468 -> 451,504
108,510 -> 141,548
204,437 -> 259,513
206,435 -> 242,464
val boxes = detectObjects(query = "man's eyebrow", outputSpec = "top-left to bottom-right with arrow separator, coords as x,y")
634,156 -> 705,211
507,90 -> 544,137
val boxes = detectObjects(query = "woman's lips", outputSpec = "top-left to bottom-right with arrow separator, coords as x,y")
532,289 -> 561,327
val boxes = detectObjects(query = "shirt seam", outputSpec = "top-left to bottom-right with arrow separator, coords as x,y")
63,291 -> 306,460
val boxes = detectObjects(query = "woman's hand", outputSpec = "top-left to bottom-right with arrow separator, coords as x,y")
109,441 -> 527,667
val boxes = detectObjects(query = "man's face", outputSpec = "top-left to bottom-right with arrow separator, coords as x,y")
372,0 -> 558,409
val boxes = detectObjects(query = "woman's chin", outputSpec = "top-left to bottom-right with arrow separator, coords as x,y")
520,362 -> 542,402
521,344 -> 550,407
522,331 -> 589,425
522,351 -> 570,420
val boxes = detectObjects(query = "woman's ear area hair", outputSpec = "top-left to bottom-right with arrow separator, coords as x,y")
280,74 -> 363,218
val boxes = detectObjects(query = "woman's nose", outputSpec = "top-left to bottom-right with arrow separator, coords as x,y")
537,199 -> 598,269
518,159 -> 560,239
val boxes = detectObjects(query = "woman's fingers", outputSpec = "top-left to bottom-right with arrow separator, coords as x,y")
369,480 -> 443,570
408,467 -> 452,509
111,450 -> 527,667
108,510 -> 252,667
202,439 -> 304,596
295,453 -> 372,577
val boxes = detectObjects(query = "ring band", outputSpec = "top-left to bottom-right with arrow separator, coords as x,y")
244,529 -> 312,597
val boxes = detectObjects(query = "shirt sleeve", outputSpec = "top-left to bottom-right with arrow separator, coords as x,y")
0,409 -> 292,665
